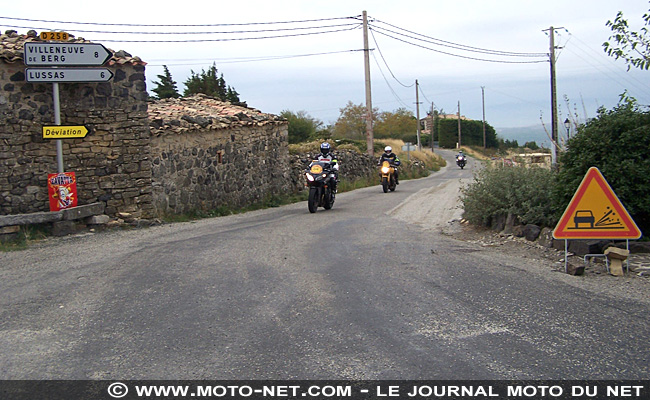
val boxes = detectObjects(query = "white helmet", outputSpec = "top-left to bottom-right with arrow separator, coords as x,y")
385,146 -> 392,153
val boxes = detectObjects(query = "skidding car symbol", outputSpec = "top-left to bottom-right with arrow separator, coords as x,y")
574,210 -> 595,228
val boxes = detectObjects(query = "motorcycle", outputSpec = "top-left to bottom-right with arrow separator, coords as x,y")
456,155 -> 467,169
305,160 -> 336,213
379,160 -> 397,193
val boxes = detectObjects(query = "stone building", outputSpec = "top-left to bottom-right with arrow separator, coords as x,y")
148,95 -> 291,215
0,30 -> 155,219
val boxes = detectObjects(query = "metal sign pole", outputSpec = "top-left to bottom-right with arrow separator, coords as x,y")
564,239 -> 569,274
52,81 -> 64,173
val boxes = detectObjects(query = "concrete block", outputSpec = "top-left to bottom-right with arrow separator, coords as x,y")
85,215 -> 110,225
52,220 -> 78,236
0,210 -> 63,227
61,202 -> 106,221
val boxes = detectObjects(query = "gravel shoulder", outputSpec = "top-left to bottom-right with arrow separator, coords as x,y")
387,167 -> 650,304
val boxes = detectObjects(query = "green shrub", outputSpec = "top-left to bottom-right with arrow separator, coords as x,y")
460,165 -> 558,228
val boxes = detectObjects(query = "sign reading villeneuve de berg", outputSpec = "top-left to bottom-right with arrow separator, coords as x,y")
26,68 -> 114,83
23,42 -> 112,66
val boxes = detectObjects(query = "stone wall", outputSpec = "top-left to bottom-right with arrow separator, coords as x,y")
0,32 -> 155,219
148,96 -> 292,215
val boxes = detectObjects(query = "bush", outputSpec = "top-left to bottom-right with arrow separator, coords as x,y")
460,165 -> 558,228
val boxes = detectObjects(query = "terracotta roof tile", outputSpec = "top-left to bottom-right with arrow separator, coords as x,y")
148,94 -> 286,135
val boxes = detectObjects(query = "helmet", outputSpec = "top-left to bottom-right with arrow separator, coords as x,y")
320,142 -> 331,155
385,146 -> 392,153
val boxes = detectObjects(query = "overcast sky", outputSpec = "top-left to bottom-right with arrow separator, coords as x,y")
3,0 -> 650,140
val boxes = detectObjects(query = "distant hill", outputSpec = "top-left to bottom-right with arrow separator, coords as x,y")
496,125 -> 552,149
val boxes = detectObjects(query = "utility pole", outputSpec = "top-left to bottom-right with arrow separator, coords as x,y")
415,79 -> 421,151
481,86 -> 486,149
430,102 -> 435,152
362,11 -> 374,157
544,26 -> 563,166
457,101 -> 461,148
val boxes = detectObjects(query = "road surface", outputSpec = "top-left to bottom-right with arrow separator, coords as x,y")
1,149 -> 648,380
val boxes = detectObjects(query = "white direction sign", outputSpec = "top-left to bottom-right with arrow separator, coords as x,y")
25,68 -> 114,82
23,42 -> 112,66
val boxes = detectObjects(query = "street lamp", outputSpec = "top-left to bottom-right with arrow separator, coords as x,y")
564,118 -> 571,138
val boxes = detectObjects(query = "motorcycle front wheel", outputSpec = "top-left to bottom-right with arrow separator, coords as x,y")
323,187 -> 334,210
382,177 -> 389,193
308,187 -> 319,213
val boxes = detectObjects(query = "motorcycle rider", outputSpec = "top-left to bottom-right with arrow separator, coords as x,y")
456,150 -> 465,160
314,142 -> 339,193
378,146 -> 400,184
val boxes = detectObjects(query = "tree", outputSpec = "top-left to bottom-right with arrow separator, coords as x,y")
374,108 -> 417,142
603,7 -> 650,70
151,65 -> 180,99
437,118 -> 498,148
524,141 -> 540,150
555,95 -> 650,236
280,110 -> 323,144
332,101 -> 378,140
183,63 -> 241,102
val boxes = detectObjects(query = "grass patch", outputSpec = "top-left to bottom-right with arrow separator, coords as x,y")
160,192 -> 310,224
0,225 -> 50,251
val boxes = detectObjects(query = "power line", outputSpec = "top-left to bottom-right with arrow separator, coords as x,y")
370,51 -> 412,110
369,28 -> 414,88
370,18 -> 548,58
370,28 -> 549,64
146,49 -> 365,67
1,24 -> 362,43
564,31 -> 650,96
417,86 -> 434,106
0,22 -> 360,36
0,15 -> 357,27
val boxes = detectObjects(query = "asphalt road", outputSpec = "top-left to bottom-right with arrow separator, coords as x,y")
1,149 -> 648,380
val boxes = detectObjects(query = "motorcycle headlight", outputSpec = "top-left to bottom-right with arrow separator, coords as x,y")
381,167 -> 390,174
306,174 -> 315,182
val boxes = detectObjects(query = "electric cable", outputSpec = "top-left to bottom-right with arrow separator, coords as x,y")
369,28 -> 414,88
0,22 -> 360,36
370,28 -> 548,64
370,18 -> 548,58
565,31 -> 650,95
370,51 -> 412,110
1,24 -> 362,43
0,15 -> 357,27
145,49 -> 365,66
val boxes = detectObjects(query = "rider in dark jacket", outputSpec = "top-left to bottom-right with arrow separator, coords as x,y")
378,146 -> 400,184
314,142 -> 339,193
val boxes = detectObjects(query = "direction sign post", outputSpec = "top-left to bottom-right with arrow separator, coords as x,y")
23,42 -> 112,66
26,68 -> 114,83
24,41 -> 113,173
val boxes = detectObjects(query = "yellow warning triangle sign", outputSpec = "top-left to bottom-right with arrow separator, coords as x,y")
553,167 -> 641,239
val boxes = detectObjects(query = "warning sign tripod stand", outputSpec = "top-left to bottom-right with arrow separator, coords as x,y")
553,167 -> 642,274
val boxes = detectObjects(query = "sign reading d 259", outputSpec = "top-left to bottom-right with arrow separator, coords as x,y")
23,42 -> 112,66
